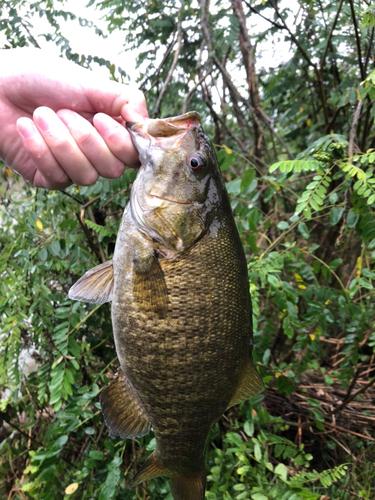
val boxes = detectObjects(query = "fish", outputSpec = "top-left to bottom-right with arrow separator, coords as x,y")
69,111 -> 264,500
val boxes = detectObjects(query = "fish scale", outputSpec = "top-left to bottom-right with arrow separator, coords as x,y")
69,111 -> 263,499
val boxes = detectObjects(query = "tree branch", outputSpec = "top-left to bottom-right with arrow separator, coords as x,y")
349,99 -> 362,158
320,0 -> 344,69
139,30 -> 177,92
364,25 -> 375,76
231,0 -> 265,164
181,69 -> 213,114
213,55 -> 293,159
268,0 -> 329,126
268,0 -> 315,68
243,0 -> 285,30
349,0 -> 365,80
152,17 -> 183,117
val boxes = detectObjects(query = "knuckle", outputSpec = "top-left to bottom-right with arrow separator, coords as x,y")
77,130 -> 94,149
52,139 -> 73,156
78,170 -> 99,186
104,162 -> 125,179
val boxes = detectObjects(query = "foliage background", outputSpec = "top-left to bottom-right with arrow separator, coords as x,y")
1,0 -> 375,499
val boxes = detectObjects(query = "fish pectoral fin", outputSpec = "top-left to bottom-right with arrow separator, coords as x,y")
133,252 -> 168,318
227,361 -> 264,409
130,452 -> 168,487
69,260 -> 114,304
100,370 -> 151,439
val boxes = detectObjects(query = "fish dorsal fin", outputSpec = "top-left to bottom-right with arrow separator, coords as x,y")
69,260 -> 114,304
133,252 -> 168,318
100,369 -> 151,439
130,452 -> 168,487
227,361 -> 264,409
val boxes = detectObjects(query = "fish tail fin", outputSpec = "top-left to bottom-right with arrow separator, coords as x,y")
130,452 -> 168,487
169,468 -> 206,500
130,453 -> 206,499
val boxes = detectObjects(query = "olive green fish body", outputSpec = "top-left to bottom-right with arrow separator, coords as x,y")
112,205 -> 251,474
69,112 -> 263,499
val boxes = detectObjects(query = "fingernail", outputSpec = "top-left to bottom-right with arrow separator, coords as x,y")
57,109 -> 77,127
94,113 -> 123,137
17,118 -> 37,139
34,108 -> 51,131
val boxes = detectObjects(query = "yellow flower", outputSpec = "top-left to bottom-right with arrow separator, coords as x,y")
36,219 -> 43,231
275,372 -> 281,378
298,284 -> 307,290
309,334 -> 315,341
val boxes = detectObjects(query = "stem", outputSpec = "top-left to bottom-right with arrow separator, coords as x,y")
349,99 -> 363,158
301,250 -> 347,295
348,0 -> 365,80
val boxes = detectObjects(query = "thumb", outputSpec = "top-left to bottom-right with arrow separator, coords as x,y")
82,79 -> 148,122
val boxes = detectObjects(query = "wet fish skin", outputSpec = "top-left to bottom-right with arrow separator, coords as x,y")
69,111 -> 263,499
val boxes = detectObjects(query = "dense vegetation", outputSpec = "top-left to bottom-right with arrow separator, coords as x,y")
1,0 -> 375,498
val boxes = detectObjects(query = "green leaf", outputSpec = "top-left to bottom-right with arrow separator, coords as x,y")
217,150 -> 234,171
329,259 -> 343,270
277,221 -> 289,231
253,441 -> 262,461
241,169 -> 256,191
298,222 -> 310,239
330,207 -> 345,226
269,160 -> 320,173
267,274 -> 280,288
347,210 -> 359,228
275,463 -> 288,482
89,450 -> 104,460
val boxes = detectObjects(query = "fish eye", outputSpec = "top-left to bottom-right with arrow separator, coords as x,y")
188,153 -> 204,173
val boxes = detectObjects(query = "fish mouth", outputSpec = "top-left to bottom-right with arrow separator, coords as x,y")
147,193 -> 193,206
127,111 -> 201,148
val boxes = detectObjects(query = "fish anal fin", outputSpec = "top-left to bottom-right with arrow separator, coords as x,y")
100,370 -> 151,439
169,470 -> 206,500
133,252 -> 168,318
130,452 -> 168,487
227,361 -> 264,409
69,260 -> 114,304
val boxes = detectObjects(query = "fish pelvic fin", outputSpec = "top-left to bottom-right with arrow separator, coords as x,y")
130,452 -> 168,487
169,470 -> 206,500
68,260 -> 113,304
100,370 -> 151,439
227,360 -> 264,409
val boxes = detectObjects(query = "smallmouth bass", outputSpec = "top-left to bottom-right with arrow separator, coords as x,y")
69,111 -> 263,499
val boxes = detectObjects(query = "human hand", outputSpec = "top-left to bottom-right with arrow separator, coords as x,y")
0,48 -> 148,189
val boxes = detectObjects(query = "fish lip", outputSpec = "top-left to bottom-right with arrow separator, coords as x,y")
126,112 -> 201,141
148,193 -> 194,206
